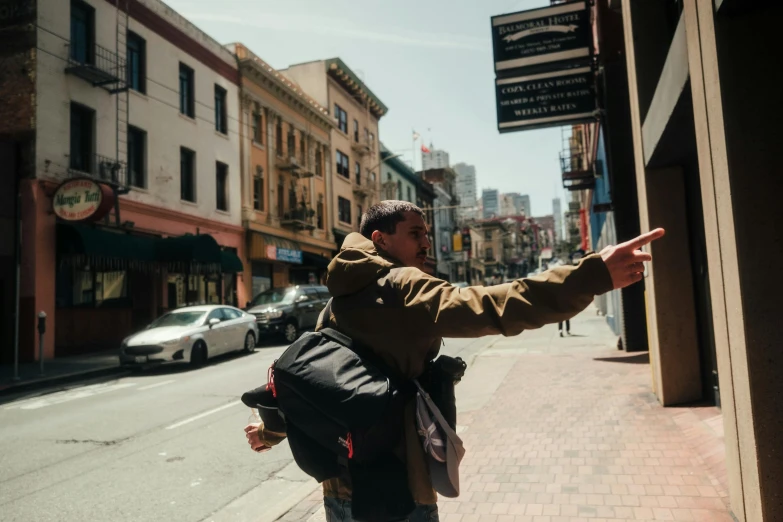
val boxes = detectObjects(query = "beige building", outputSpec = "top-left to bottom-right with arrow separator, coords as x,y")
230,44 -> 335,295
616,1 -> 783,520
282,59 -> 387,248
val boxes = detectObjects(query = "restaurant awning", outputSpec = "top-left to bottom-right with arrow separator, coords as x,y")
221,250 -> 244,273
56,223 -> 158,271
300,251 -> 330,269
58,224 -> 241,274
248,231 -> 301,261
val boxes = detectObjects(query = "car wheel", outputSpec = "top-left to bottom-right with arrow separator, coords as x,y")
190,341 -> 208,367
283,321 -> 298,343
244,332 -> 256,353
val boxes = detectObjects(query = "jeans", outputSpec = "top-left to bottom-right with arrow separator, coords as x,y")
323,497 -> 439,522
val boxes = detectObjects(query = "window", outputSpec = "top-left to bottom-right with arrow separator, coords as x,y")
69,103 -> 94,173
484,230 -> 492,241
485,247 -> 493,260
334,104 -> 347,133
407,186 -> 412,203
315,147 -> 322,177
357,204 -> 362,228
277,176 -> 284,218
300,131 -> 306,163
214,85 -> 227,134
275,118 -> 283,156
56,267 -> 129,308
127,125 -> 146,188
355,162 -> 361,184
397,181 -> 403,200
216,162 -> 228,211
335,150 -> 349,178
253,166 -> 264,211
223,307 -> 242,320
364,128 -> 369,143
353,119 -> 359,142
369,132 -> 375,149
127,31 -> 146,93
252,103 -> 262,143
180,147 -> 196,202
287,125 -> 295,157
179,63 -> 195,117
70,0 -> 94,65
317,196 -> 324,229
338,196 -> 351,224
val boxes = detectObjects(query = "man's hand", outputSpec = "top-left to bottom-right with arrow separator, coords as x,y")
244,423 -> 271,453
600,228 -> 665,289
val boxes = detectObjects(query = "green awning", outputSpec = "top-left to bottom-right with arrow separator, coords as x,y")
157,234 -> 222,264
221,250 -> 244,273
57,223 -> 158,270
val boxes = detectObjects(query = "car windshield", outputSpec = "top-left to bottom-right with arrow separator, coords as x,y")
249,288 -> 297,307
149,311 -> 206,328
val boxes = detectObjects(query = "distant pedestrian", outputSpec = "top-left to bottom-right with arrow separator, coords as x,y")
559,319 -> 570,337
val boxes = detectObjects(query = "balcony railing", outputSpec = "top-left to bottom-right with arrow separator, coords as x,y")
351,137 -> 372,156
352,173 -> 377,199
281,207 -> 316,231
68,153 -> 128,192
65,43 -> 128,93
560,150 -> 595,191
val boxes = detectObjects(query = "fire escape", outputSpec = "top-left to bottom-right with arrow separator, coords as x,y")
560,126 -> 595,192
65,0 -> 130,222
279,129 -> 316,230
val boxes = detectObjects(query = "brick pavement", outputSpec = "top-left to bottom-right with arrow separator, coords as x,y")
280,306 -> 733,522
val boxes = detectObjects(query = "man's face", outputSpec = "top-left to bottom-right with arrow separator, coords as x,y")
372,212 -> 432,270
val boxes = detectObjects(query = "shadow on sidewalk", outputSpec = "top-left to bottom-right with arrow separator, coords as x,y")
593,352 -> 650,364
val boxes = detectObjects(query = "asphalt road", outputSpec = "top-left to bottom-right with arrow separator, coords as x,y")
0,334 -> 498,522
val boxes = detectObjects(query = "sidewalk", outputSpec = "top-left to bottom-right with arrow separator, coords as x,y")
286,306 -> 733,522
0,349 -> 124,395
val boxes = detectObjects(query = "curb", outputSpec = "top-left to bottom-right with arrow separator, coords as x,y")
0,366 -> 130,398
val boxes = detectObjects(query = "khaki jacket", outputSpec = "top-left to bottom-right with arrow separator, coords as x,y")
258,233 -> 614,505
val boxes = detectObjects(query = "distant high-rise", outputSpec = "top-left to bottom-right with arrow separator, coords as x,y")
553,198 -> 563,242
482,189 -> 499,218
422,147 -> 450,170
453,163 -> 478,221
516,194 -> 531,217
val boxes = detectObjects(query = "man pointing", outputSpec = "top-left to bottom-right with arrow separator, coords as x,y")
246,200 -> 664,522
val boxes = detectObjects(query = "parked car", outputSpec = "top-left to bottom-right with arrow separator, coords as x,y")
246,285 -> 331,343
119,305 -> 259,368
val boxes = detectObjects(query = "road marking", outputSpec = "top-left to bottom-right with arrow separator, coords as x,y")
165,400 -> 242,430
138,380 -> 176,391
5,382 -> 138,410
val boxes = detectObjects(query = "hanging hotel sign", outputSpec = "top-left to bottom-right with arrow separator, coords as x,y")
491,1 -> 592,74
52,178 -> 115,222
496,66 -> 596,133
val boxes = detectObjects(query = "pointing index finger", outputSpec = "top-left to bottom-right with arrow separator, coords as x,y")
624,228 -> 665,251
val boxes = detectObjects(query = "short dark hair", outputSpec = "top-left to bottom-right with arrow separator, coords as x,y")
359,200 -> 425,239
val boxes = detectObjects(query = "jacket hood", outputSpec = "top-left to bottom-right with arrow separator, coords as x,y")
326,233 -> 397,297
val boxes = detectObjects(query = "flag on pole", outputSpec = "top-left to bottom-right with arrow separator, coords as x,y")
421,144 -> 431,154
413,131 -> 421,141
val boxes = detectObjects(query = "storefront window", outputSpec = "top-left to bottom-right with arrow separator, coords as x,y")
56,267 -> 128,307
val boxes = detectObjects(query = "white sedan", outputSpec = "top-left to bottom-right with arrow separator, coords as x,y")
119,305 -> 259,367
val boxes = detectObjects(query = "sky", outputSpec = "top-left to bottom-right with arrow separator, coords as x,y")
167,0 -> 568,217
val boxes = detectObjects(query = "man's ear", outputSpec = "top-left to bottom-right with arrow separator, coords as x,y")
371,230 -> 386,248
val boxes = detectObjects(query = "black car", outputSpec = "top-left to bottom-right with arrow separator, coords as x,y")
246,285 -> 330,343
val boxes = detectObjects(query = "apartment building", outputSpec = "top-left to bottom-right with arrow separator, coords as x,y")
282,59 -> 387,249
1,0 -> 243,360
231,44 -> 335,295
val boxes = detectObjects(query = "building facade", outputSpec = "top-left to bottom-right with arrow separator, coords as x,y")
282,59 -> 387,251
421,168 -> 458,281
552,198 -> 562,243
452,162 -> 478,222
421,147 -> 450,170
2,0 -> 246,360
380,143 -> 417,204
482,188 -> 499,218
231,44 -> 335,297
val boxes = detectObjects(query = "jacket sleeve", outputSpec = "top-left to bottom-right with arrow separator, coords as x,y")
394,254 -> 614,338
